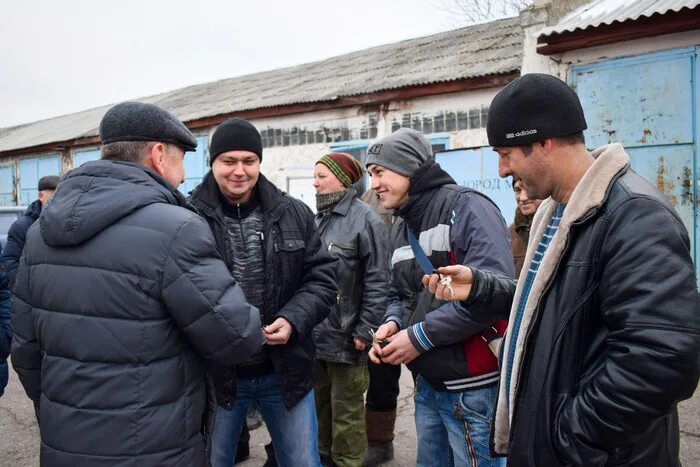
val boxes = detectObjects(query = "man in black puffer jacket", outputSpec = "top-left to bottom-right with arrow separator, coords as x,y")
424,74 -> 700,466
11,102 -> 262,467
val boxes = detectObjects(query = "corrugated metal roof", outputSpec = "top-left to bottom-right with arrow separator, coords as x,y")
0,17 -> 522,154
539,0 -> 700,37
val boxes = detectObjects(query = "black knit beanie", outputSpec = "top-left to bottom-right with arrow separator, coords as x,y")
487,73 -> 587,147
209,118 -> 263,165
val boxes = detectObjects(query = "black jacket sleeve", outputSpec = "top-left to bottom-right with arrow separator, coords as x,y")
353,212 -> 389,344
10,256 -> 41,402
553,197 -> 700,464
3,218 -> 30,289
0,242 -> 10,361
161,215 -> 263,365
0,287 -> 11,363
460,267 -> 517,322
276,203 -> 338,338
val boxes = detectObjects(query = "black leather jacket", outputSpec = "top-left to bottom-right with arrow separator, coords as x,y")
463,154 -> 700,466
189,172 -> 338,409
314,189 -> 389,364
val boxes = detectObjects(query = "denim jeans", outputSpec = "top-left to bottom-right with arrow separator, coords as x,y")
210,373 -> 321,467
414,375 -> 506,467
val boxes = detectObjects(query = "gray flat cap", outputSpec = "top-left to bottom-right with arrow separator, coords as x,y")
365,128 -> 434,178
99,101 -> 197,152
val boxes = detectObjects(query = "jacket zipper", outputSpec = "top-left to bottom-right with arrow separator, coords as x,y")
510,213 -> 594,455
236,204 -> 246,247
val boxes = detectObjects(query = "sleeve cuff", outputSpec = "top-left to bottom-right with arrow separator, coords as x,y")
407,323 -> 434,354
386,316 -> 403,329
461,266 -> 480,308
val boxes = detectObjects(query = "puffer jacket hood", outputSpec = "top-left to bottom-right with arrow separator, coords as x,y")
41,160 -> 186,247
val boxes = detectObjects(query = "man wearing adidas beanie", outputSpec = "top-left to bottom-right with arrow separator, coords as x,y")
366,128 -> 513,466
189,117 -> 338,467
423,73 -> 700,466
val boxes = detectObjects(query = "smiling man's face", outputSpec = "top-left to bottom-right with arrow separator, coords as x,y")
367,164 -> 410,210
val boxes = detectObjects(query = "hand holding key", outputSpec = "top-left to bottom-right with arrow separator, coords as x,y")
368,322 -> 398,364
422,265 -> 474,301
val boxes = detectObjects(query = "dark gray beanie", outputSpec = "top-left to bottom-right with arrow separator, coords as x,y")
99,101 -> 197,151
364,128 -> 433,178
487,73 -> 587,147
38,175 -> 60,191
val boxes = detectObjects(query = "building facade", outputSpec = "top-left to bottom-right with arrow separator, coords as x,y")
0,16 -> 522,220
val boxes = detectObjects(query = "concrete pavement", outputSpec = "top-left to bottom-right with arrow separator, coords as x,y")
1,364 -> 698,466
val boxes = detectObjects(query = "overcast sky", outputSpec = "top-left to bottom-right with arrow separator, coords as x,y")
0,0 -> 475,128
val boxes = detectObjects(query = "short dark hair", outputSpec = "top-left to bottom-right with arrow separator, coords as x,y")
101,141 -> 151,163
521,131 -> 585,156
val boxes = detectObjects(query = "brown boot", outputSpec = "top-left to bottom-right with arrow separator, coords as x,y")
362,408 -> 396,466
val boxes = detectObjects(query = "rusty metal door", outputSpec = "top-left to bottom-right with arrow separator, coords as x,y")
436,147 -> 517,224
571,47 -> 699,279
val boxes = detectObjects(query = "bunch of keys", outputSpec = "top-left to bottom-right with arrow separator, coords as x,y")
368,328 -> 389,349
434,269 -> 455,298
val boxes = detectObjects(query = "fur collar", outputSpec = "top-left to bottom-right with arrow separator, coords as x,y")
493,143 -> 631,454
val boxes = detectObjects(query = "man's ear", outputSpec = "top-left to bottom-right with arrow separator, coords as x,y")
144,143 -> 165,174
542,138 -> 554,155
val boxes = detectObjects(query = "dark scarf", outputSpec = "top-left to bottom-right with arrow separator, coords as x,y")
316,190 -> 347,214
397,161 -> 456,229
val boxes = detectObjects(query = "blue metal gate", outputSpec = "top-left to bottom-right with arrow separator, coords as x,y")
436,147 -> 517,224
180,135 -> 209,196
570,47 -> 699,279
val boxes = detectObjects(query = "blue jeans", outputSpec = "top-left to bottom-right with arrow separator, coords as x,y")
210,373 -> 321,467
414,375 -> 506,467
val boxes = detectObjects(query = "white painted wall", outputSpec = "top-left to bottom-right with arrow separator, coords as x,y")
248,88 -> 502,191
2,88 -> 506,201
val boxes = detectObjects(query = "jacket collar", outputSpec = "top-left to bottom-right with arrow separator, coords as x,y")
493,143 -> 631,455
331,187 -> 359,217
25,199 -> 42,220
534,143 -> 631,230
397,161 -> 456,228
189,171 -> 289,220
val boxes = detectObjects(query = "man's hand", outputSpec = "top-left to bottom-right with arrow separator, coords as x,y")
263,318 -> 293,345
354,338 -> 367,351
368,321 -> 399,364
422,265 -> 474,301
374,330 -> 420,365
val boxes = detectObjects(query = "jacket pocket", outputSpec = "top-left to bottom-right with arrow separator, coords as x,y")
551,393 -> 575,466
277,237 -> 306,289
456,385 -> 497,452
326,241 -> 356,256
279,237 -> 306,253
